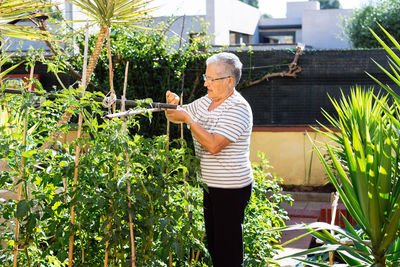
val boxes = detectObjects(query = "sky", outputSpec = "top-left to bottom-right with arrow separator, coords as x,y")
150,0 -> 371,18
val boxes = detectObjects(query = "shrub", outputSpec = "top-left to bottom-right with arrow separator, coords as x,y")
70,21 -> 213,138
0,88 -> 291,266
343,0 -> 400,48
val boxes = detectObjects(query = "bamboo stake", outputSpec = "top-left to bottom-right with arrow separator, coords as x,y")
27,65 -> 34,92
166,119 -> 172,267
194,233 -> 205,264
12,63 -> 34,267
179,75 -> 190,217
68,21 -> 89,267
103,107 -> 174,120
104,21 -> 119,266
3,89 -> 176,114
13,113 -> 27,267
104,166 -> 117,267
121,61 -> 136,267
179,77 -> 193,265
106,26 -> 116,114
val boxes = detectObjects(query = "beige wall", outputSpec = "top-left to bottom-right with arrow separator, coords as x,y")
250,130 -> 333,186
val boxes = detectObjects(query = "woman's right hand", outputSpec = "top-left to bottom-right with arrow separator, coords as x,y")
166,90 -> 180,105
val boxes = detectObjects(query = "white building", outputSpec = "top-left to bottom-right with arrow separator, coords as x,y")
148,0 -> 260,46
6,1 -> 355,52
258,1 -> 352,49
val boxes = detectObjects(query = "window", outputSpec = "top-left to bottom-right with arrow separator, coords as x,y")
230,31 -> 251,45
258,24 -> 301,45
259,31 -> 296,44
262,34 -> 294,44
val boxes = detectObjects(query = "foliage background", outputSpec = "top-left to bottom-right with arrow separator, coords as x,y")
343,0 -> 400,48
0,90 -> 291,266
0,16 -> 292,265
70,22 -> 213,138
312,0 -> 340,9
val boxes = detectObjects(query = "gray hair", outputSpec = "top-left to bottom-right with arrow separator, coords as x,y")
206,52 -> 242,86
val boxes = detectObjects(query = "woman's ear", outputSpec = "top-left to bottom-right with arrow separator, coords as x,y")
228,76 -> 235,88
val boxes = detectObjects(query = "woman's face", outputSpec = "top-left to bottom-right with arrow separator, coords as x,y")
204,63 -> 233,101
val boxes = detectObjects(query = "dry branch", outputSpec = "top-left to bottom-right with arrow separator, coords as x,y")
242,45 -> 304,88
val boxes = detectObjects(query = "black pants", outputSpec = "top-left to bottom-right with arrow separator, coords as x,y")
203,184 -> 252,267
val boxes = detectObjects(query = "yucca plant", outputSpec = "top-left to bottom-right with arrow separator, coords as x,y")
66,0 -> 154,85
0,0 -> 59,42
278,27 -> 400,266
0,0 -> 59,86
40,0 -> 155,150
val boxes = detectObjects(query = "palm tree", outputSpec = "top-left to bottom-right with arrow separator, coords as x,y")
0,0 -> 60,84
39,0 -> 155,151
66,0 -> 154,85
57,2 -> 154,266
0,0 -> 59,41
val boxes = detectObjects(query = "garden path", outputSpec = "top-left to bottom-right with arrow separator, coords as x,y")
274,192 -> 332,267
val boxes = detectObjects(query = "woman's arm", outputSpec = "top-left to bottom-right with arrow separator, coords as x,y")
165,91 -> 231,154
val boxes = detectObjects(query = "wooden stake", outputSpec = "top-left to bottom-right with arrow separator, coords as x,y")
121,62 -> 136,267
103,20 -> 119,266
68,21 -> 89,267
179,89 -> 189,216
104,161 -> 117,266
12,63 -> 34,267
104,210 -> 112,266
12,115 -> 26,267
106,26 -> 116,114
166,120 -> 172,267
179,77 -> 195,265
194,233 -> 205,264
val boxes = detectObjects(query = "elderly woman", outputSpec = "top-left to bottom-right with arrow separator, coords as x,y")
165,52 -> 253,267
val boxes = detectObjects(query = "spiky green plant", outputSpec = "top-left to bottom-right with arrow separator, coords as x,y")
278,26 -> 400,267
0,0 -> 59,41
66,0 -> 154,85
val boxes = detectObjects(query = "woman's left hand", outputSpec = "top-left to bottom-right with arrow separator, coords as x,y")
165,107 -> 191,124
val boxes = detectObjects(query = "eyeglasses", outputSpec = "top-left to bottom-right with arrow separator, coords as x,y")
202,74 -> 231,82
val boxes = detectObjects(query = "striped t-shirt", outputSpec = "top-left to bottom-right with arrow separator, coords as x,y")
183,90 -> 253,189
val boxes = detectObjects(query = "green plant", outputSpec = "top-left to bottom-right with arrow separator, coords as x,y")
0,0 -> 58,42
0,88 -> 208,266
66,0 -> 154,86
343,0 -> 400,48
71,23 -> 213,137
280,89 -> 399,267
279,26 -> 400,266
1,86 -> 292,265
312,0 -> 340,9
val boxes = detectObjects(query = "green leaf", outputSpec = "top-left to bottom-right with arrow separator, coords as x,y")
15,200 -> 29,219
21,150 -> 37,158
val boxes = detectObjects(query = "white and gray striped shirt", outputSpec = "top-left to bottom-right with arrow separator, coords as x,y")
183,90 -> 253,189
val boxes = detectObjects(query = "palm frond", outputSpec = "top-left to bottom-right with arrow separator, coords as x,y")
0,0 -> 60,41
